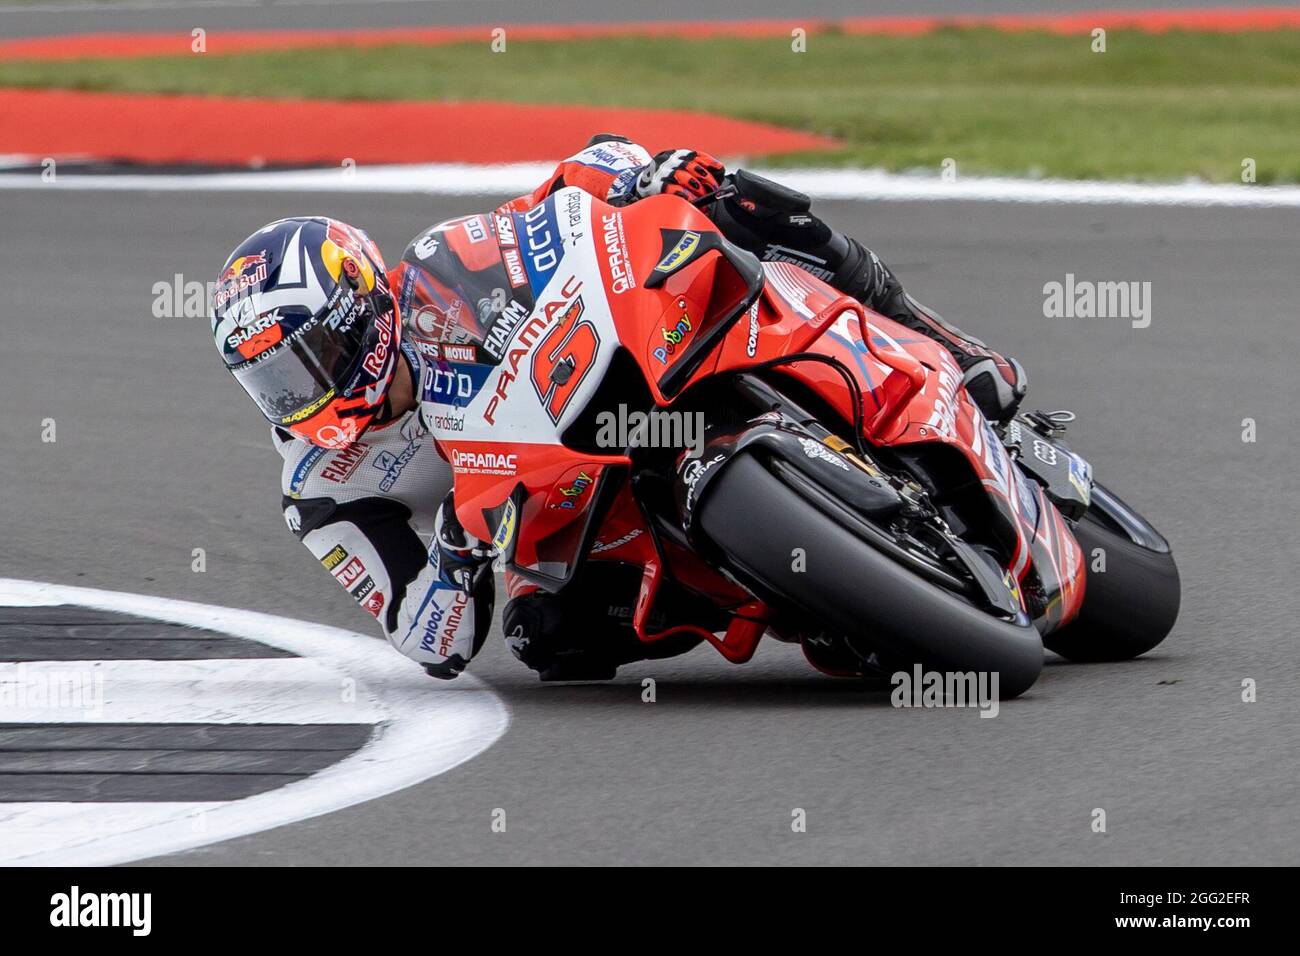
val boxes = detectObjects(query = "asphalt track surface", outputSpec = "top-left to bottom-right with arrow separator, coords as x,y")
0,0 -> 1286,39
2,185 -> 1297,865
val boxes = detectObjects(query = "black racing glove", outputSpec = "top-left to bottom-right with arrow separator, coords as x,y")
635,149 -> 726,203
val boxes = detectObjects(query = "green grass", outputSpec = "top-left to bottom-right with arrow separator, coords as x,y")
3,29 -> 1299,182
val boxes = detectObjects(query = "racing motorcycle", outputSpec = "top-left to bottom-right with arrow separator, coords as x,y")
417,177 -> 1180,698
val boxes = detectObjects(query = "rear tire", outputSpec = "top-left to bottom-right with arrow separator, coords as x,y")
1044,511 -> 1180,662
696,454 -> 1044,698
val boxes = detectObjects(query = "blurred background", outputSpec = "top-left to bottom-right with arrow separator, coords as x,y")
3,0 -> 1300,181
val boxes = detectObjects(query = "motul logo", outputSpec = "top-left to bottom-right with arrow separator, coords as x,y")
501,247 -> 528,288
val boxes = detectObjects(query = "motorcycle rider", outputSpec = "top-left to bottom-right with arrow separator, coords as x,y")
209,135 -> 1025,681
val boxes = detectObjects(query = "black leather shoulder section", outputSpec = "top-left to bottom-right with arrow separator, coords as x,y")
281,495 -> 337,540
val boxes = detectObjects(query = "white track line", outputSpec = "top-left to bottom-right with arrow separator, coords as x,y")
0,578 -> 509,866
773,169 -> 1300,208
0,658 -> 385,724
1,162 -> 1298,207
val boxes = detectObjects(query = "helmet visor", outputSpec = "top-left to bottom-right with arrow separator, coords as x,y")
230,295 -> 378,425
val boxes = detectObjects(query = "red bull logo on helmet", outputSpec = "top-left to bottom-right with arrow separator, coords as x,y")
215,252 -> 268,308
361,308 -> 395,378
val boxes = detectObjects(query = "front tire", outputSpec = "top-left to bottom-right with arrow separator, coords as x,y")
696,454 -> 1044,698
1044,505 -> 1181,662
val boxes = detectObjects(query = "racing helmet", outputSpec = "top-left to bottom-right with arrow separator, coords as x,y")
210,217 -> 401,448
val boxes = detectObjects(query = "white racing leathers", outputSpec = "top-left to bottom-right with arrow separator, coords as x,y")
275,342 -> 492,675
270,143 -> 654,675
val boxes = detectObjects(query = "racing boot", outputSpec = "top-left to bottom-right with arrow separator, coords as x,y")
709,170 -> 1027,423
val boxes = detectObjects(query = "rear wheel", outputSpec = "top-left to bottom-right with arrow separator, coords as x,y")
696,454 -> 1044,698
1044,495 -> 1180,662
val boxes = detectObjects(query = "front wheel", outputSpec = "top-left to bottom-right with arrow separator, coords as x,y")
695,454 -> 1044,698
1045,486 -> 1181,662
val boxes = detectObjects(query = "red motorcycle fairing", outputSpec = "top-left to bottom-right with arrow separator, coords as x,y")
734,262 -> 1086,630
429,192 -> 759,566
420,186 -> 1082,657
